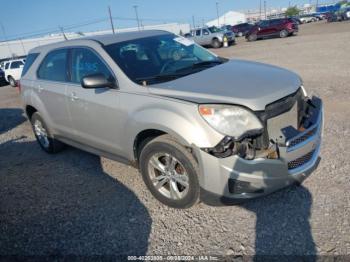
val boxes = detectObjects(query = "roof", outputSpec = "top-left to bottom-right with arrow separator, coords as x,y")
30,30 -> 171,53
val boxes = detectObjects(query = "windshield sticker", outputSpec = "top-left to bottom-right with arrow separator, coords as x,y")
174,37 -> 194,47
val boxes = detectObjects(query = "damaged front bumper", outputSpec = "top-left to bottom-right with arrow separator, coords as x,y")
195,96 -> 323,205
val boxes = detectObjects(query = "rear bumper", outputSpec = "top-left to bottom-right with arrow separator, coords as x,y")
195,97 -> 323,204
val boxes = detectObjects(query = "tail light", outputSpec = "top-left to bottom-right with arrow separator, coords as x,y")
286,22 -> 293,30
17,80 -> 21,94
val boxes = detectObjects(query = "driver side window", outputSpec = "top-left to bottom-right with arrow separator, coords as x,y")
70,48 -> 112,84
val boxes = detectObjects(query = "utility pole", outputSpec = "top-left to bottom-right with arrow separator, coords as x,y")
259,0 -> 262,20
133,5 -> 140,31
216,2 -> 220,27
264,0 -> 267,20
19,38 -> 26,55
192,15 -> 195,29
0,22 -> 13,57
108,6 -> 115,34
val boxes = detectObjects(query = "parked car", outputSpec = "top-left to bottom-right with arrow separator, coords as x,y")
299,15 -> 317,24
231,23 -> 255,37
341,8 -> 350,20
0,68 -> 6,84
3,59 -> 25,86
327,11 -> 343,22
20,30 -> 323,208
246,18 -> 298,41
186,26 -> 235,48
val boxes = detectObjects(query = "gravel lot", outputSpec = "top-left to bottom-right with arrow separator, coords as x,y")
1,21 -> 349,258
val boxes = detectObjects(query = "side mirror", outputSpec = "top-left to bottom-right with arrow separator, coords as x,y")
81,73 -> 117,89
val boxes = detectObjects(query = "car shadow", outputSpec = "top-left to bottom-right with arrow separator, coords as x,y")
0,139 -> 152,257
202,161 -> 317,259
0,108 -> 26,135
242,186 -> 316,260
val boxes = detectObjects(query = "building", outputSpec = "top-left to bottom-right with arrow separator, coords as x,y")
206,11 -> 246,27
0,23 -> 190,60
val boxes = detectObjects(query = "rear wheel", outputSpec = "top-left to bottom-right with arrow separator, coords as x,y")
8,76 -> 16,87
30,112 -> 65,153
139,135 -> 200,209
280,30 -> 288,38
212,38 -> 222,48
247,34 -> 257,42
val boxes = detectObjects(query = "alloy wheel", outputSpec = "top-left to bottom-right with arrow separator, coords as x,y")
34,119 -> 50,148
147,152 -> 189,200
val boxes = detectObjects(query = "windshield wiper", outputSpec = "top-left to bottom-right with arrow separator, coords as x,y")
135,73 -> 188,85
175,60 -> 223,73
191,60 -> 223,68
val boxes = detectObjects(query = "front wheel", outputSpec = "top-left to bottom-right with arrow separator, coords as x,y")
280,30 -> 288,38
139,135 -> 200,209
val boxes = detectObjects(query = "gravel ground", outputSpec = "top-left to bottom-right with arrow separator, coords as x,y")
0,21 -> 349,259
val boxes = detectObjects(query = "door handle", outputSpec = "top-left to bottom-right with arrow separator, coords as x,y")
70,92 -> 79,101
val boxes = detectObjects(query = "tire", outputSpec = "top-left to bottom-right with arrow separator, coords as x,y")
211,38 -> 222,49
247,34 -> 257,42
139,135 -> 200,209
8,76 -> 16,87
279,30 -> 288,38
30,112 -> 65,154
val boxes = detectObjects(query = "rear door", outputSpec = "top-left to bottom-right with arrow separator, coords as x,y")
66,47 -> 123,155
36,48 -> 72,136
257,20 -> 272,36
9,60 -> 24,80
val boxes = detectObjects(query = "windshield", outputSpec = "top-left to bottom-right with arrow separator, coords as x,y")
104,33 -> 224,85
208,26 -> 223,33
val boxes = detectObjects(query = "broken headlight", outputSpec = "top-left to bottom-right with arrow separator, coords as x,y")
199,104 -> 263,139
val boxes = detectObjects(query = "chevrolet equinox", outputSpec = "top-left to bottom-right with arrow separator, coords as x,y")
20,30 -> 323,208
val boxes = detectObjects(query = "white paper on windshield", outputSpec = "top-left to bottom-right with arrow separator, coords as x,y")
174,37 -> 194,46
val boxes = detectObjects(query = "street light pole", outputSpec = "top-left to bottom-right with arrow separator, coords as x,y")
216,2 -> 220,27
133,5 -> 140,31
264,0 -> 267,20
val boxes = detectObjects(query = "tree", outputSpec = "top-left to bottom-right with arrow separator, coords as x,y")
285,6 -> 301,17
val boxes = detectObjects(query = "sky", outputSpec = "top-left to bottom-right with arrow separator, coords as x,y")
0,0 -> 331,41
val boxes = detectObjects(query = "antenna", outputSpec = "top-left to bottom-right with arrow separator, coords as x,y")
59,26 -> 68,40
108,6 -> 115,34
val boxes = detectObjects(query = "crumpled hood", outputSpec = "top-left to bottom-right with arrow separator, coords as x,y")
148,59 -> 301,111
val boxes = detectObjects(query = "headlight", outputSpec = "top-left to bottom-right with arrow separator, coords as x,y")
199,104 -> 263,139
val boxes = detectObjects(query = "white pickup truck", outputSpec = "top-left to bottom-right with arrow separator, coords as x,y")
3,59 -> 25,87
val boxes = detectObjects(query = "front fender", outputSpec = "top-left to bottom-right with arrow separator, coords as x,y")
122,100 -> 224,160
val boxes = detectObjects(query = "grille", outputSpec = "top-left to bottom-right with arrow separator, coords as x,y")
288,127 -> 318,148
288,150 -> 315,170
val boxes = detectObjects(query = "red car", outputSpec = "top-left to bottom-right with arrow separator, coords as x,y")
246,18 -> 298,41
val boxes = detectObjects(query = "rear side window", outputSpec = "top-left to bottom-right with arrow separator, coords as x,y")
10,61 -> 24,69
70,48 -> 113,84
21,53 -> 39,77
38,49 -> 68,82
5,63 -> 10,70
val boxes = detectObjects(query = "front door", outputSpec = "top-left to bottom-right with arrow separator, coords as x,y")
66,47 -> 123,155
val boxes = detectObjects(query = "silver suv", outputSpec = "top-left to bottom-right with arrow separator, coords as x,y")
186,26 -> 235,48
20,30 -> 323,208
